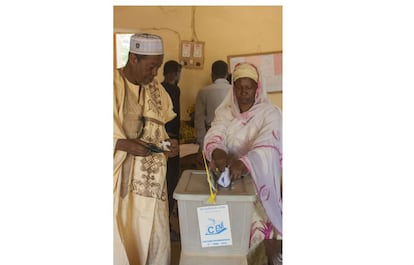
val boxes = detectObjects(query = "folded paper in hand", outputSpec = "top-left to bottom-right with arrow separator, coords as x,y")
161,140 -> 171,151
217,167 -> 231,188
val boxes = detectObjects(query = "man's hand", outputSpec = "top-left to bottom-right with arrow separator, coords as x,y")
115,139 -> 151,156
164,139 -> 179,158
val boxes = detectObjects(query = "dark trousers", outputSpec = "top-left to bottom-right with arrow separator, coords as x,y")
166,155 -> 180,217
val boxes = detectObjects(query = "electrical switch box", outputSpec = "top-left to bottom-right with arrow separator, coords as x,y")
180,40 -> 204,69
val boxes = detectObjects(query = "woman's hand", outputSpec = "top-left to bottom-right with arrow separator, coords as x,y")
115,139 -> 151,156
212,148 -> 228,172
229,159 -> 247,180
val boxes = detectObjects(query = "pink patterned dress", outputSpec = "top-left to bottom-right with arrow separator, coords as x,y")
204,80 -> 282,265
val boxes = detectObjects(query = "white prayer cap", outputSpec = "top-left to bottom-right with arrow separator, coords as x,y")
129,33 -> 164,55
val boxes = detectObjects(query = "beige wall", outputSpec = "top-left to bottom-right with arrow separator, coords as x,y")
114,6 -> 282,119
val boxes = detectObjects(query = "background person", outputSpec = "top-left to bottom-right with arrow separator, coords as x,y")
194,60 -> 232,148
203,62 -> 282,265
161,60 -> 182,240
113,33 -> 178,265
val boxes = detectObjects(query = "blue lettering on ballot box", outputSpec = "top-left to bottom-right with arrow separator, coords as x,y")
197,204 -> 233,247
173,170 -> 257,259
207,221 -> 226,235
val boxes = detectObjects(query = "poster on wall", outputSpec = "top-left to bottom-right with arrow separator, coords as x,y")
228,51 -> 282,93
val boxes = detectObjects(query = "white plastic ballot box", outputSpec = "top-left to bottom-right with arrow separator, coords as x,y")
173,170 -> 257,265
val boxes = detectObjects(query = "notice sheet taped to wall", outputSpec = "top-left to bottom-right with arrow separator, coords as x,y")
228,51 -> 282,93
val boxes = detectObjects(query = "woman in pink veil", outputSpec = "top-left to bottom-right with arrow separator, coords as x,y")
204,62 -> 282,264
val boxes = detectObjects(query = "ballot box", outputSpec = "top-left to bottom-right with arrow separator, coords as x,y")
173,170 -> 257,265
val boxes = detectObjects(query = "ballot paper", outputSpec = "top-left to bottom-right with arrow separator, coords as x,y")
160,140 -> 171,151
217,167 -> 231,188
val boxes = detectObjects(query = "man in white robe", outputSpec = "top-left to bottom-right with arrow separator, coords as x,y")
114,33 -> 178,265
